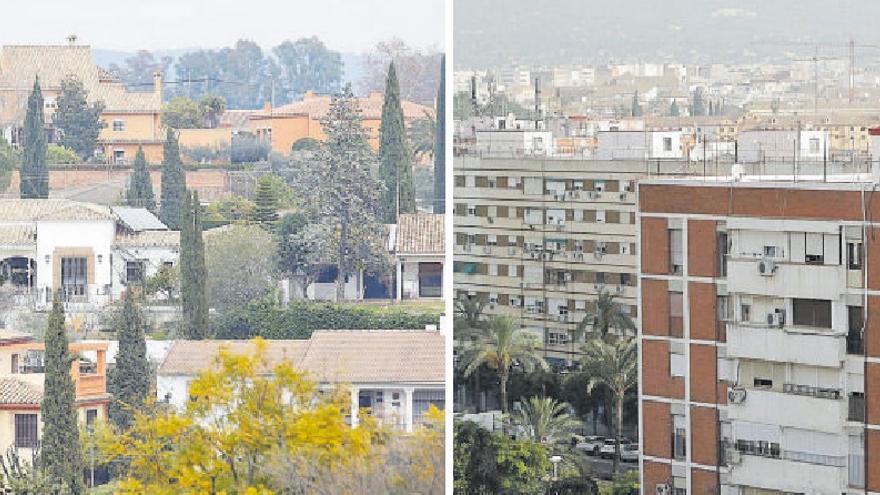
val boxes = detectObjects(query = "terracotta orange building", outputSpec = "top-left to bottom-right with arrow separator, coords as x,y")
248,91 -> 433,154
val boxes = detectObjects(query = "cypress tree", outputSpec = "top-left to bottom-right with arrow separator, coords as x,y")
670,99 -> 680,117
20,77 -> 48,199
108,291 -> 151,431
54,75 -> 104,161
433,55 -> 446,214
40,294 -> 84,494
180,191 -> 208,339
126,146 -> 156,212
378,62 -> 415,224
159,128 -> 186,229
253,175 -> 279,227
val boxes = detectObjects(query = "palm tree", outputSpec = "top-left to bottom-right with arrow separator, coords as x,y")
454,296 -> 488,412
576,289 -> 636,341
459,315 -> 548,413
582,336 -> 637,476
508,396 -> 578,445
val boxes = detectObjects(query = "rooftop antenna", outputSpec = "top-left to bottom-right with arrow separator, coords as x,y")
534,76 -> 541,128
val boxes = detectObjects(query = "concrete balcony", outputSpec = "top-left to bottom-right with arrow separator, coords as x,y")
727,388 -> 845,433
727,259 -> 846,300
728,453 -> 845,494
726,323 -> 844,368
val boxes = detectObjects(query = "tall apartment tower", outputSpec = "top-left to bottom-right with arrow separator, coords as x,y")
638,179 -> 878,494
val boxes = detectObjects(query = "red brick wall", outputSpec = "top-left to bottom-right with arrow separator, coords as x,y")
642,278 -> 670,336
642,401 -> 671,458
690,344 -> 718,404
868,362 -> 880,426
689,282 -> 717,341
642,339 -> 684,399
690,405 -> 718,466
688,219 -> 716,277
869,429 -> 880,492
643,460 -> 671,493
642,217 -> 669,275
868,296 -> 880,358
691,467 -> 720,494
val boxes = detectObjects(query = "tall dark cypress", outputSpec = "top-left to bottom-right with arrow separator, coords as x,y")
108,291 -> 151,431
378,62 -> 415,224
159,128 -> 186,229
20,77 -> 48,199
180,191 -> 208,339
433,55 -> 446,214
126,146 -> 156,212
40,294 -> 84,494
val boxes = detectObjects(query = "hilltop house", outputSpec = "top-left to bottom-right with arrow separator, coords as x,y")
0,199 -> 178,318
0,330 -> 108,455
0,38 -> 163,163
157,330 -> 445,432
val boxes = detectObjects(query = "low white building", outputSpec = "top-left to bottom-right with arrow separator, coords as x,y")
0,199 -> 178,317
156,330 -> 445,432
392,214 -> 444,300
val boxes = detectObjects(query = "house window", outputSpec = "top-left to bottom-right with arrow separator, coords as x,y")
669,229 -> 683,275
86,409 -> 98,430
792,298 -> 832,328
412,390 -> 445,426
848,241 -> 863,270
10,353 -> 18,374
740,303 -> 751,323
126,260 -> 145,284
663,137 -> 673,152
112,120 -> 125,132
14,414 -> 38,449
61,257 -> 87,297
754,377 -> 773,388
763,245 -> 782,258
809,138 -> 820,154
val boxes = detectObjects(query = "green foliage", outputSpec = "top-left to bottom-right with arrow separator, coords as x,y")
161,95 -> 227,129
181,143 -> 229,165
107,50 -> 171,92
378,62 -> 415,223
600,470 -> 639,495
453,420 -> 551,495
21,77 -> 48,199
170,40 -> 272,109
40,295 -> 84,494
199,94 -> 226,128
291,137 -> 320,152
159,128 -> 186,229
144,263 -> 177,300
205,224 -> 277,313
433,55 -> 445,214
126,147 -> 156,212
46,144 -> 81,165
362,39 -> 441,104
204,195 -> 256,224
273,36 -> 343,101
212,297 -> 439,339
54,75 -> 105,160
108,292 -> 152,431
180,191 -> 208,339
0,137 -> 14,191
230,132 -> 270,164
631,90 -> 642,117
252,175 -> 280,226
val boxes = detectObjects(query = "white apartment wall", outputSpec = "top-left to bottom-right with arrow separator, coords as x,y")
35,220 -> 115,293
649,131 -> 684,159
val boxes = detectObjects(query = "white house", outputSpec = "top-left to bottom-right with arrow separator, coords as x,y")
156,330 -> 445,432
0,199 -> 178,317
392,214 -> 444,300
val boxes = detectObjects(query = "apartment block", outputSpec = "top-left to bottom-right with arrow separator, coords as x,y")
453,155 -> 726,364
638,178 -> 879,494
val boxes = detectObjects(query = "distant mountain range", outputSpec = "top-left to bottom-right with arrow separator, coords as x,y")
454,0 -> 880,69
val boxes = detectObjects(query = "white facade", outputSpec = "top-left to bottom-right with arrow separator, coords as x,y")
649,130 -> 685,159
475,130 -> 555,156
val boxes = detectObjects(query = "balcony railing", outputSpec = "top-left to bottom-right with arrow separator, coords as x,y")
847,331 -> 864,354
848,394 -> 866,422
782,383 -> 841,400
783,450 -> 846,467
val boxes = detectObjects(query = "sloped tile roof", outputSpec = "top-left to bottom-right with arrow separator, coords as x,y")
395,214 -> 444,254
0,199 -> 112,221
114,230 -> 179,248
0,44 -> 161,117
0,224 -> 36,245
255,92 -> 432,121
0,378 -> 42,405
157,330 -> 444,384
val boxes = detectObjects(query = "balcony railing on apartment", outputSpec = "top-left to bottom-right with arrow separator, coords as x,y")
848,394 -> 866,422
782,383 -> 841,400
782,450 -> 846,467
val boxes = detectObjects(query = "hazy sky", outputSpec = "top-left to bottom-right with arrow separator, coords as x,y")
2,0 -> 445,52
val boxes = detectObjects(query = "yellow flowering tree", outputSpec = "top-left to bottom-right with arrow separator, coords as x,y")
96,338 -> 378,494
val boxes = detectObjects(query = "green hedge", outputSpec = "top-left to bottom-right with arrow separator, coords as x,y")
212,298 -> 440,339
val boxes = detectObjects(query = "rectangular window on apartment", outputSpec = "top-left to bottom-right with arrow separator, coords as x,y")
792,298 -> 832,328
126,260 -> 145,284
847,241 -> 863,270
672,414 -> 687,459
753,377 -> 773,388
112,120 -> 125,131
663,137 -> 673,151
61,257 -> 87,297
669,291 -> 684,337
805,233 -> 824,264
14,414 -> 37,449
848,306 -> 865,354
669,229 -> 683,275
716,231 -> 729,277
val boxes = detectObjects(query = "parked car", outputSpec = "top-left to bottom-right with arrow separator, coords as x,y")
620,443 -> 639,462
575,436 -> 605,455
599,438 -> 631,459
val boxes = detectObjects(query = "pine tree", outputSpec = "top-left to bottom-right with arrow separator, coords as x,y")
126,146 -> 156,212
108,291 -> 151,431
433,55 -> 446,214
53,75 -> 105,161
40,294 -> 84,494
378,62 -> 415,224
631,90 -> 643,117
252,175 -> 279,227
159,128 -> 186,229
670,99 -> 680,117
180,191 -> 208,339
20,77 -> 48,199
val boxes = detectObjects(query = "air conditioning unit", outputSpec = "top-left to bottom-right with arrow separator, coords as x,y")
656,484 -> 670,495
616,285 -> 625,294
557,314 -> 568,322
728,387 -> 747,404
574,253 -> 585,261
757,258 -> 777,276
563,272 -> 573,282
487,217 -> 494,224
542,252 -> 553,261
587,191 -> 599,200
766,310 -> 784,327
619,192 -> 627,201
725,448 -> 742,465
554,192 -> 565,201
530,252 -> 540,260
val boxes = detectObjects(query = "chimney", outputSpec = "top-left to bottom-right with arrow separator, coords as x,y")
66,34 -> 77,46
153,70 -> 162,102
